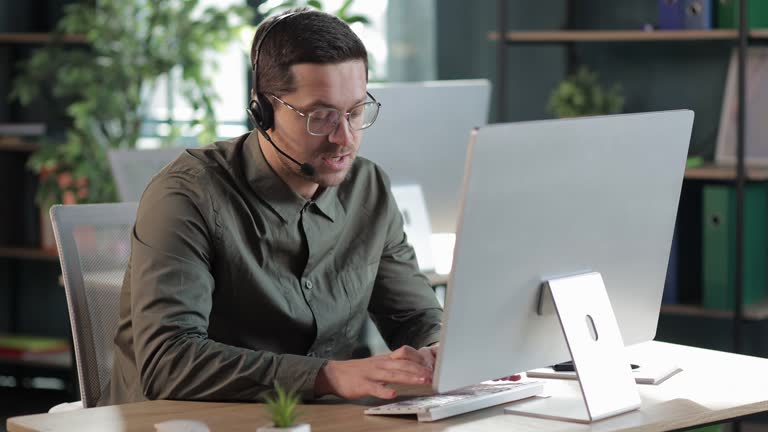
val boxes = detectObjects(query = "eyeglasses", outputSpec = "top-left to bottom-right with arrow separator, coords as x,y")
270,92 -> 381,136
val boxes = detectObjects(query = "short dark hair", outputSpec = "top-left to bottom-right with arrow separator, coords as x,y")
250,8 -> 369,97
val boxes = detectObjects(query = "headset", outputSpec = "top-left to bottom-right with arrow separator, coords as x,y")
246,11 -> 316,176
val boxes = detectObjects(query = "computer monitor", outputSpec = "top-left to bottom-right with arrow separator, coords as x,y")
433,111 -> 694,420
360,79 -> 491,233
108,148 -> 187,201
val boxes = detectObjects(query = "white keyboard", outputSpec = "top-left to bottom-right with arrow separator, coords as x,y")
363,380 -> 544,422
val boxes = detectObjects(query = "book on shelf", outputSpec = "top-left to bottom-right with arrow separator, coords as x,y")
0,334 -> 69,361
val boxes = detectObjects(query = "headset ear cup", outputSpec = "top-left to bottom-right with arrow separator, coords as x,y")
256,94 -> 274,130
248,99 -> 262,129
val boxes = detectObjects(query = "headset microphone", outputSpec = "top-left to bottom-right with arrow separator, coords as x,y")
248,112 -> 317,177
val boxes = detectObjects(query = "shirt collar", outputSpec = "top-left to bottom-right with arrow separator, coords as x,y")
242,131 -> 342,223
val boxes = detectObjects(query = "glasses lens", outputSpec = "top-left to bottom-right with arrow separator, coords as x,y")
307,109 -> 341,136
306,102 -> 380,135
349,102 -> 380,131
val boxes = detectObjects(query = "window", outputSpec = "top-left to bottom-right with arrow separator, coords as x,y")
139,0 -> 249,148
139,0 -> 395,148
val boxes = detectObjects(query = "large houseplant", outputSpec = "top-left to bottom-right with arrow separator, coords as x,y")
12,0 -> 252,209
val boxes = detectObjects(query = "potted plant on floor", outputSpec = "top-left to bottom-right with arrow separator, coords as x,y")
258,383 -> 310,432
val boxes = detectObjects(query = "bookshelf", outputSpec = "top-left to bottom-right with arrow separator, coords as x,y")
491,0 -> 755,356
0,13 -> 79,394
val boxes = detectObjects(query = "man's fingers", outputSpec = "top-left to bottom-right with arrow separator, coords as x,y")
366,382 -> 397,399
389,346 -> 431,368
381,359 -> 433,378
369,365 -> 431,385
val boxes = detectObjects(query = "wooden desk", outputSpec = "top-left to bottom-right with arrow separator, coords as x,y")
8,341 -> 768,432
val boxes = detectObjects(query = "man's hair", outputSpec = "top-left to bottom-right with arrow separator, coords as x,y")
250,8 -> 369,97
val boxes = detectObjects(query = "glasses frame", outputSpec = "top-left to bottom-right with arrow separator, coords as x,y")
270,92 -> 381,136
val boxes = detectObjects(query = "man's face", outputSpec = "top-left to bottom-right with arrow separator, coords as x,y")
270,60 -> 368,188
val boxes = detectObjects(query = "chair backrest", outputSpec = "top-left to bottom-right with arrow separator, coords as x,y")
50,202 -> 138,407
108,148 -> 186,201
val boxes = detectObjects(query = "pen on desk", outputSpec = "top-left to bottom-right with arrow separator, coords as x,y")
551,361 -> 639,372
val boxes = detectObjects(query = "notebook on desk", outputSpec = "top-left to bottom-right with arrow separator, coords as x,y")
526,362 -> 682,385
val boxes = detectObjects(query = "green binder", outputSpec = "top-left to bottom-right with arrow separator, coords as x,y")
702,184 -> 768,309
717,0 -> 768,29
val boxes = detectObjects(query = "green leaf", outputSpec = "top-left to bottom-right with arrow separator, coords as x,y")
337,0 -> 354,17
307,0 -> 324,10
344,15 -> 370,25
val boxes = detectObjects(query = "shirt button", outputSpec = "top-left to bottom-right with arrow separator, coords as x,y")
305,280 -> 313,289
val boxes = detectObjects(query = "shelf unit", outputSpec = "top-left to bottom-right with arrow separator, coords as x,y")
492,0 -> 755,357
0,28 -> 79,392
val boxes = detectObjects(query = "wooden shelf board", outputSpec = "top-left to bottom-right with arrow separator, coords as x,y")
487,29 -> 768,43
0,138 -> 40,153
684,163 -> 768,181
661,302 -> 768,321
0,32 -> 87,44
0,247 -> 59,261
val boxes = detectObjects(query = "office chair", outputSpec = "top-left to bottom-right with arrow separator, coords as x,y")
107,148 -> 186,201
50,202 -> 138,408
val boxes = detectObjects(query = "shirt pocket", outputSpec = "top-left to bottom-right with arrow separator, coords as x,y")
339,260 -> 379,339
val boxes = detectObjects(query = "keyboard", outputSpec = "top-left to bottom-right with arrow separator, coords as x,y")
363,379 -> 544,422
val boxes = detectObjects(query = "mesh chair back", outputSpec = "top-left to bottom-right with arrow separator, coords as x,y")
50,202 -> 138,407
108,148 -> 185,201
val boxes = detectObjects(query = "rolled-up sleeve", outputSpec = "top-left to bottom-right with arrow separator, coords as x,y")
130,169 -> 325,402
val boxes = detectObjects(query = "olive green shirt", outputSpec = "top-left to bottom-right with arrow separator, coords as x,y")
102,131 -> 443,406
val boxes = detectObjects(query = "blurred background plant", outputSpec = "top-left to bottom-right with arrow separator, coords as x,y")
257,0 -> 370,25
244,0 -> 374,75
11,0 -> 252,209
547,66 -> 624,118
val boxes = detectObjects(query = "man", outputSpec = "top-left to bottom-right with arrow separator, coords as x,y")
103,8 -> 443,406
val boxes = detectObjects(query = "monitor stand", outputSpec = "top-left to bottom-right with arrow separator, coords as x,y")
504,271 -> 641,423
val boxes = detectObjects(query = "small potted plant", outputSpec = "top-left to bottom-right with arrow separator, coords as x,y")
547,66 -> 624,118
258,383 -> 310,432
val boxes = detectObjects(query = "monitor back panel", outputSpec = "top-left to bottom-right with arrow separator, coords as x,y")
435,110 -> 694,392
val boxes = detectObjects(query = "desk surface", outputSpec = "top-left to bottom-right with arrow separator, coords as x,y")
8,341 -> 768,432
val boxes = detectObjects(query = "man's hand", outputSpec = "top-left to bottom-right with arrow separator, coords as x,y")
415,343 -> 438,370
314,345 -> 434,400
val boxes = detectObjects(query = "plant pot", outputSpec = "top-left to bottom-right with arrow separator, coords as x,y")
256,423 -> 311,432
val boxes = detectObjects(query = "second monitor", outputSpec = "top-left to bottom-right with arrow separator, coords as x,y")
361,79 -> 491,234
